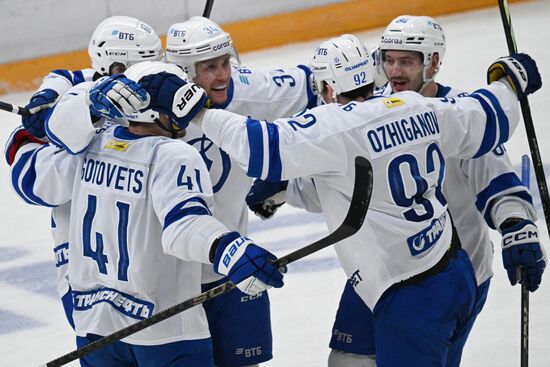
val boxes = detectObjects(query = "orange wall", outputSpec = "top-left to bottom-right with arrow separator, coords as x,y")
0,0 -> 527,95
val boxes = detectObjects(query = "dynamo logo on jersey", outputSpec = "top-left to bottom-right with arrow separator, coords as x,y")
407,212 -> 447,256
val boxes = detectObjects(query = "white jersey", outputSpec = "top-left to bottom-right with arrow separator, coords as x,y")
377,83 -> 536,285
11,122 -> 230,344
37,68 -> 97,95
11,69 -> 98,301
198,81 -> 521,308
190,64 -> 317,283
45,65 -> 318,284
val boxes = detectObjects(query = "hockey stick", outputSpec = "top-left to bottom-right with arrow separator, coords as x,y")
498,0 -> 550,241
0,100 -> 30,116
202,0 -> 215,17
519,154 -> 530,367
41,156 -> 373,367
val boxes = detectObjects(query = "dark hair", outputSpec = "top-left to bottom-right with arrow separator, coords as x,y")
340,83 -> 374,100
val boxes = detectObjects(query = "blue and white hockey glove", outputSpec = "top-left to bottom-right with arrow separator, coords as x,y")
138,71 -> 209,130
500,219 -> 546,292
246,179 -> 288,220
213,232 -> 285,295
487,53 -> 542,98
87,74 -> 150,119
22,88 -> 59,138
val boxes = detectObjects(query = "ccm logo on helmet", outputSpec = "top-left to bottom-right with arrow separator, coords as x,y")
212,40 -> 231,52
503,229 -> 538,246
176,84 -> 202,111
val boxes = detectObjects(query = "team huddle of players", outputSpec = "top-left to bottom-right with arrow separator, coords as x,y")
5,11 -> 546,367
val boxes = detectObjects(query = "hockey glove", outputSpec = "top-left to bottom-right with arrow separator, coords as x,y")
87,74 -> 150,119
22,88 -> 59,138
487,53 -> 542,98
5,126 -> 47,165
138,71 -> 209,130
213,232 -> 285,295
500,219 -> 546,292
246,179 -> 288,220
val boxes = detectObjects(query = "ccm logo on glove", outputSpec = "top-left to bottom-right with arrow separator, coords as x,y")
502,228 -> 538,247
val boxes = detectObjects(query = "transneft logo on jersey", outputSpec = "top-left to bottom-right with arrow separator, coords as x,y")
73,287 -> 154,320
407,212 -> 447,256
54,242 -> 69,267
365,109 -> 440,158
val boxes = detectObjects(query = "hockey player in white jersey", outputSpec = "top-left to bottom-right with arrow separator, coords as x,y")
321,16 -> 545,367
163,16 -> 317,367
10,15 -> 163,329
7,61 -> 285,366
141,36 -> 543,365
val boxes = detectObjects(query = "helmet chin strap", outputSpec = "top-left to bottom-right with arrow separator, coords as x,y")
154,118 -> 181,139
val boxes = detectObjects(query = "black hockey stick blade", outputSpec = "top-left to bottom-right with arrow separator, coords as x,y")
0,100 -> 31,116
202,0 -> 215,18
41,156 -> 373,367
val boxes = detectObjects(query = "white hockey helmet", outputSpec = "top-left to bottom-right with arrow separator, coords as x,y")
123,61 -> 189,124
379,15 -> 446,85
165,16 -> 233,79
88,16 -> 163,76
309,34 -> 375,100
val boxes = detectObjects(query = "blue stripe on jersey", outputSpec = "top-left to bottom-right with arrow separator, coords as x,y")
246,119 -> 264,178
73,70 -> 85,85
475,88 -> 509,145
11,150 -> 39,205
163,197 -> 211,229
297,65 -> 318,109
211,78 -> 234,110
245,119 -> 283,181
11,145 -> 55,207
52,69 -> 73,84
470,94 -> 497,158
20,145 -> 56,207
475,172 -> 533,228
265,121 -> 282,181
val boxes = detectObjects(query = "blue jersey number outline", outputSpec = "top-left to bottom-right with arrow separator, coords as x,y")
388,142 -> 446,222
82,194 -> 131,281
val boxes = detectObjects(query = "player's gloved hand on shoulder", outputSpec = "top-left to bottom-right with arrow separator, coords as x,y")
212,231 -> 285,295
500,218 -> 546,292
487,53 -> 542,98
22,88 -> 59,138
246,179 -> 288,220
138,71 -> 209,130
87,74 -> 150,119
